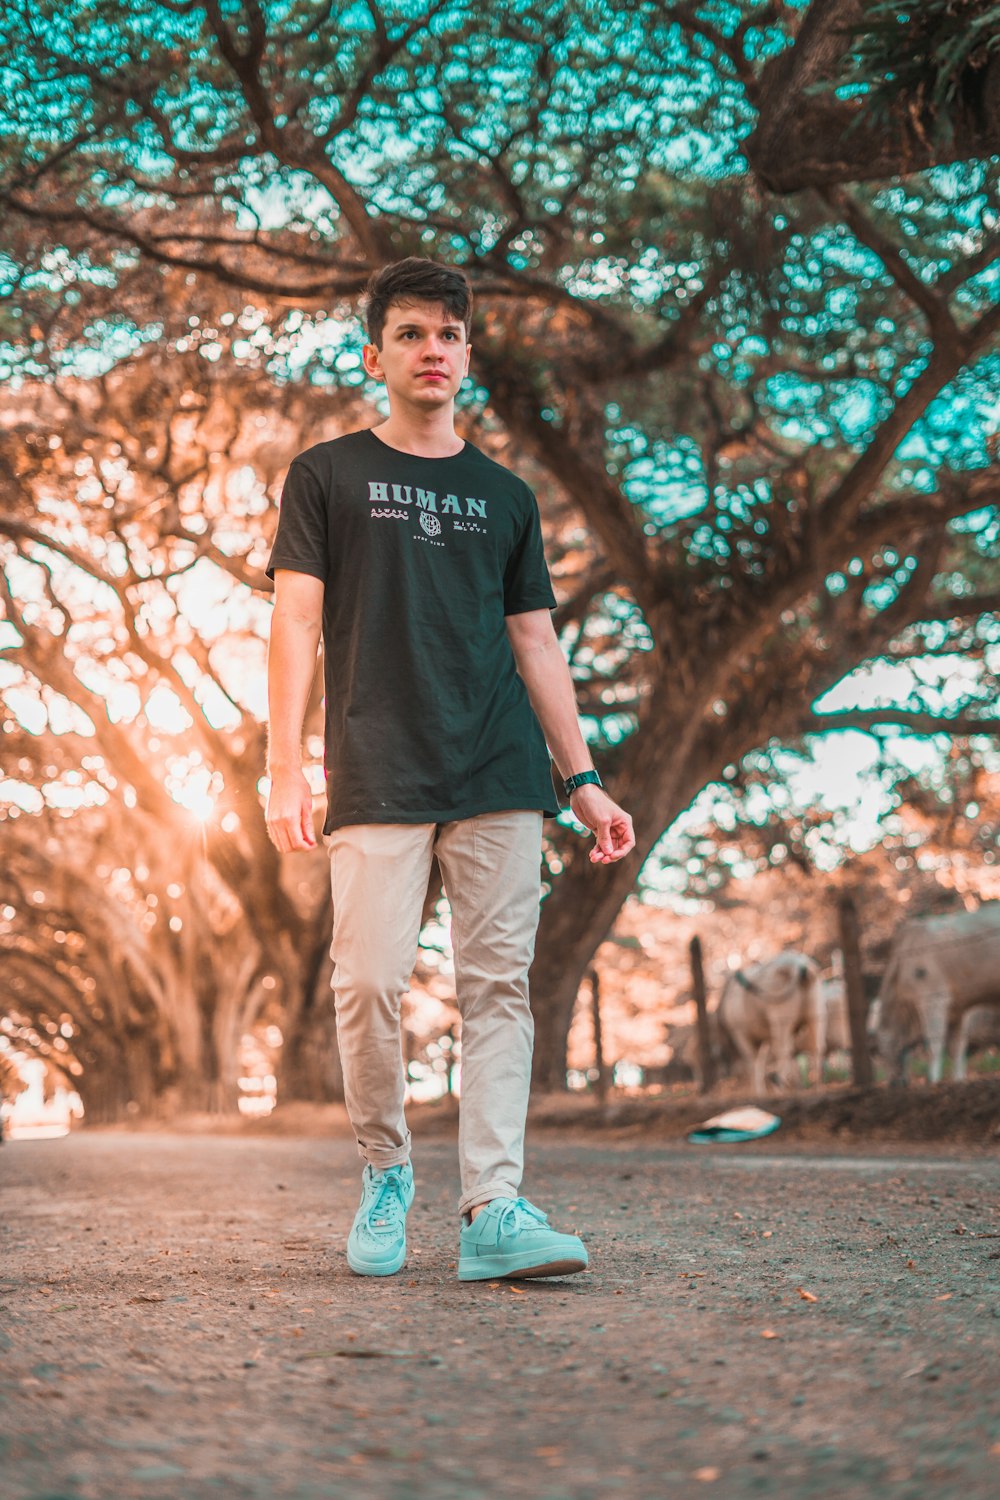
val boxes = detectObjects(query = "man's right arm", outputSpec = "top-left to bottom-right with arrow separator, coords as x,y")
265,569 -> 325,852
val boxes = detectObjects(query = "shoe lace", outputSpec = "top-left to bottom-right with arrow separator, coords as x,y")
496,1197 -> 549,1239
366,1168 -> 407,1233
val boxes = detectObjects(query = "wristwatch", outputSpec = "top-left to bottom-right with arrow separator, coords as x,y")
564,769 -> 603,798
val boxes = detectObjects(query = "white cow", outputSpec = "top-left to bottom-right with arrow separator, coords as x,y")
869,995 -> 1000,1082
717,951 -> 822,1094
876,903 -> 1000,1083
955,1005 -> 1000,1072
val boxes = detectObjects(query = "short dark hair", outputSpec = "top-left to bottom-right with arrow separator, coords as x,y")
362,257 -> 473,348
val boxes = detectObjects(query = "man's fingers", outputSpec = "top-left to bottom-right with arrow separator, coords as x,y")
615,817 -> 636,856
588,811 -> 635,864
267,812 -> 313,853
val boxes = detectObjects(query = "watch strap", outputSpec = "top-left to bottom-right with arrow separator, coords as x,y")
564,769 -> 603,798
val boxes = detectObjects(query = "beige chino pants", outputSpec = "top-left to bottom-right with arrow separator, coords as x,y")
324,810 -> 543,1219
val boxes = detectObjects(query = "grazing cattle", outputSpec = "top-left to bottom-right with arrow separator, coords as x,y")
717,951 -> 821,1095
955,1005 -> 1000,1075
876,903 -> 1000,1083
869,995 -> 1000,1082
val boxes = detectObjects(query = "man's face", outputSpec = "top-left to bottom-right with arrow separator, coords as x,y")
363,300 -> 471,406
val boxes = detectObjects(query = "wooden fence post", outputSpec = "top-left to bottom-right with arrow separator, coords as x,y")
838,889 -> 873,1088
690,935 -> 717,1093
590,968 -> 607,1105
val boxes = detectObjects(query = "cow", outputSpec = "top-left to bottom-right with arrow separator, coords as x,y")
955,1004 -> 1000,1074
717,951 -> 821,1095
869,995 -> 1000,1082
875,903 -> 1000,1083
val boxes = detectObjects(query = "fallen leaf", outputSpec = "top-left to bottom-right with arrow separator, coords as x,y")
693,1467 -> 720,1482
933,1293 -> 953,1302
762,1231 -> 773,1239
128,1293 -> 164,1304
535,1447 -> 564,1458
297,1348 -> 413,1361
760,1329 -> 780,1339
796,1288 -> 817,1303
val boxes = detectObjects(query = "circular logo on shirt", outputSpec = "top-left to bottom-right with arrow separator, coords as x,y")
419,512 -> 441,536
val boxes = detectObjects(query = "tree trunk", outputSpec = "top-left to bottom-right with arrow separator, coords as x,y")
78,1076 -> 133,1125
278,978 -> 345,1105
530,848 -> 643,1088
530,685 -> 709,1088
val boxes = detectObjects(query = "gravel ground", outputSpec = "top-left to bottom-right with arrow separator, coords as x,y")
1,1129 -> 998,1500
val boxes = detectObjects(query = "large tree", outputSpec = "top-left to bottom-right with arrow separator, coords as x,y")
0,334 -> 359,1108
2,2 -> 997,1094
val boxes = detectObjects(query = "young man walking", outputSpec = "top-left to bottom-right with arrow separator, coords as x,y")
265,258 -> 634,1281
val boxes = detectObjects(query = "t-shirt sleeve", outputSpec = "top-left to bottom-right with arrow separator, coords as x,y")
265,458 -> 329,582
503,485 -> 556,615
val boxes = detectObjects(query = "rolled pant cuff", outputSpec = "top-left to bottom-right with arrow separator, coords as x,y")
457,1180 -> 519,1219
357,1140 -> 412,1171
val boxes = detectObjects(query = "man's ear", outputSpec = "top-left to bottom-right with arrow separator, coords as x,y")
362,342 -> 384,378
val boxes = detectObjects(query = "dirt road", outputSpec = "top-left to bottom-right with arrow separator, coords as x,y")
2,1130 -> 998,1499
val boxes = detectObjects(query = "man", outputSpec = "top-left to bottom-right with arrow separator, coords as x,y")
265,258 -> 634,1282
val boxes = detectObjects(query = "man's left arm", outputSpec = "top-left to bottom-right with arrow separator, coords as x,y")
505,609 -> 635,865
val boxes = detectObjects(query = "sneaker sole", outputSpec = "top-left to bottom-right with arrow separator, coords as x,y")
347,1245 -> 407,1277
457,1253 -> 588,1282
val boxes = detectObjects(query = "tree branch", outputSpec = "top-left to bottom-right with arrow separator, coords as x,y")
820,186 -> 959,341
806,708 -> 1000,738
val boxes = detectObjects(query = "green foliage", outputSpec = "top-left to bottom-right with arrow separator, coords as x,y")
1,0 -> 998,857
840,1 -> 1000,142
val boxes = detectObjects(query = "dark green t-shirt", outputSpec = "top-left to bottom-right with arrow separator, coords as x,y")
265,428 -> 560,834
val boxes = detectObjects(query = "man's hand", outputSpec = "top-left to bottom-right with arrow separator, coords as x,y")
265,768 -> 318,853
569,785 -> 635,865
